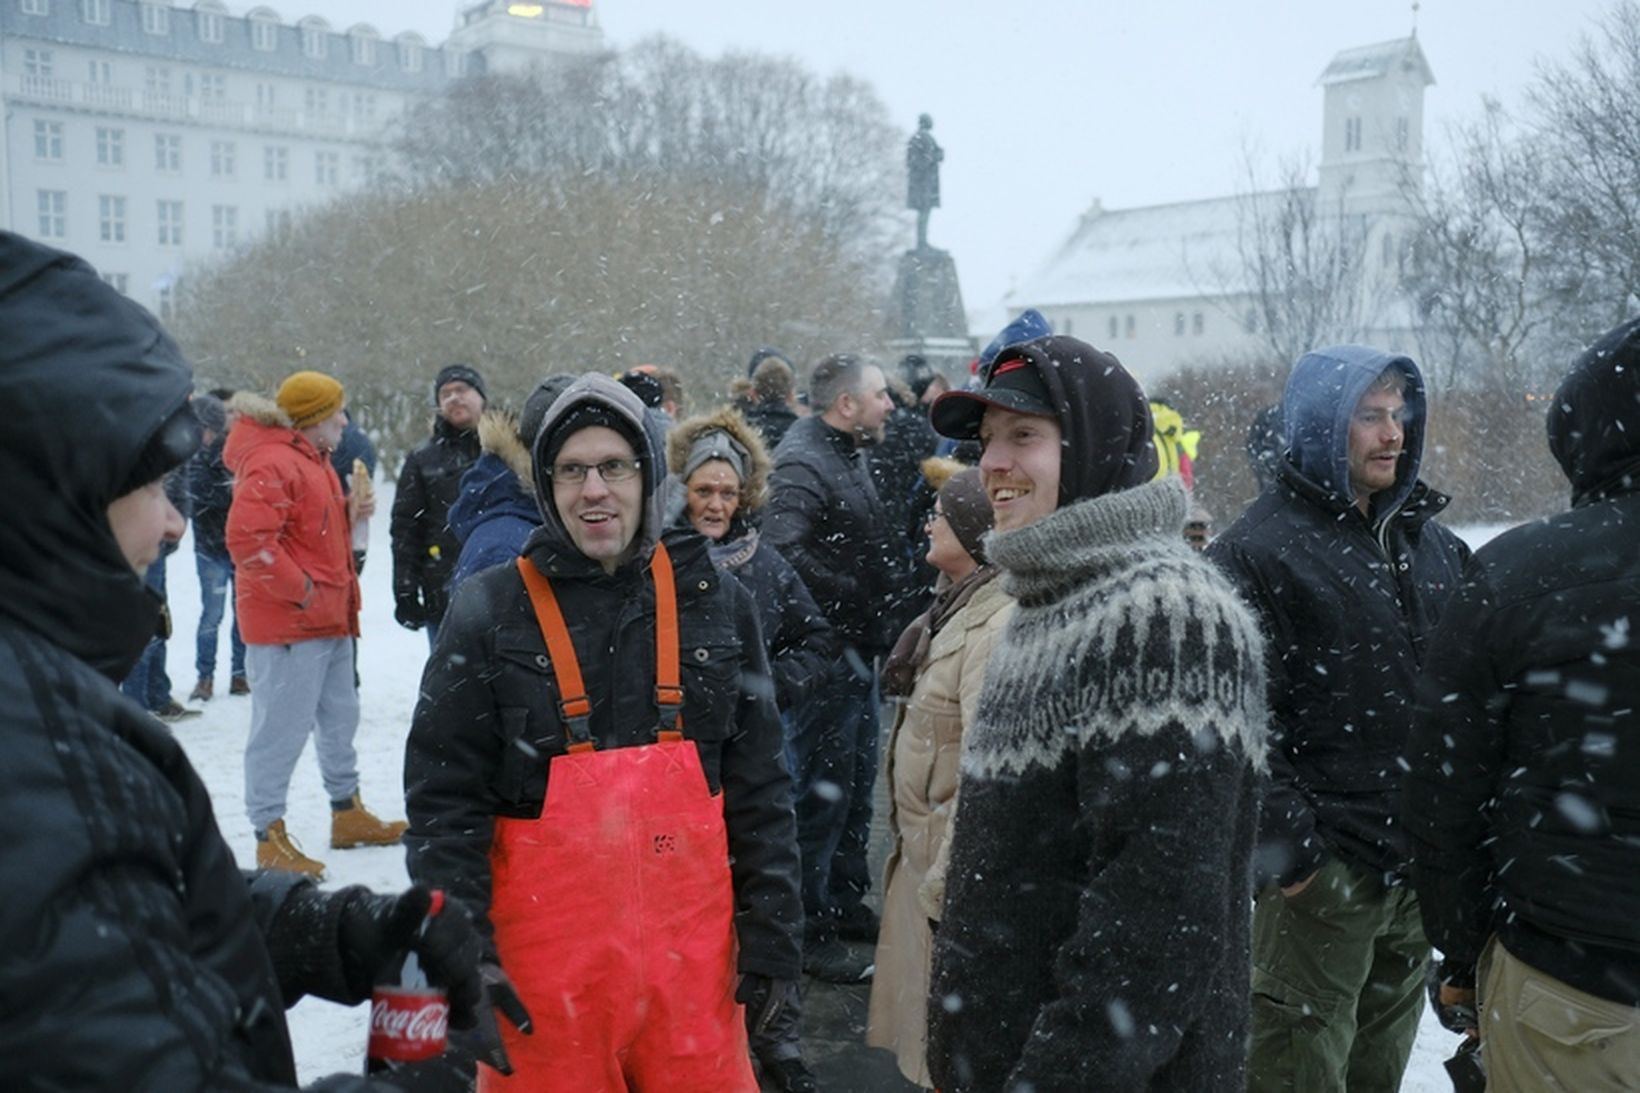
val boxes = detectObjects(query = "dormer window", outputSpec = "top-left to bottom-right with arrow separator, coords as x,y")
81,0 -> 110,25
299,16 -> 329,60
140,0 -> 169,33
195,1 -> 226,45
397,33 -> 426,73
349,25 -> 378,66
249,7 -> 279,52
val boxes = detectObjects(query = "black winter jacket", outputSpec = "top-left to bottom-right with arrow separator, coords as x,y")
709,525 -> 834,711
0,233 -> 384,1092
403,528 -> 804,980
740,397 -> 798,452
1405,319 -> 1640,1005
391,416 -> 481,622
1209,346 -> 1470,887
188,439 -> 235,558
763,416 -> 901,656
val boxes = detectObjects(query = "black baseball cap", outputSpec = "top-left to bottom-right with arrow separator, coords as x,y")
929,350 -> 1056,439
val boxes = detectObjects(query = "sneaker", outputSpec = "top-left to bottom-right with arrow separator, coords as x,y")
331,792 -> 410,849
756,1054 -> 818,1093
256,819 -> 326,879
803,938 -> 873,984
229,675 -> 251,696
188,678 -> 213,702
154,699 -> 202,722
835,903 -> 880,943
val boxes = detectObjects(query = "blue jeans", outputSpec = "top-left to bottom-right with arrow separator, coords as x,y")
120,554 -> 172,711
195,549 -> 245,680
790,650 -> 880,939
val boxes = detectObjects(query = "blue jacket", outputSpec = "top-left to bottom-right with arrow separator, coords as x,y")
447,424 -> 541,594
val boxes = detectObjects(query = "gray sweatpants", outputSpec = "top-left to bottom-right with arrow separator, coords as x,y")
244,637 -> 360,830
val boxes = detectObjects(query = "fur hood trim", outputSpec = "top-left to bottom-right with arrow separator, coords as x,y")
228,391 -> 292,428
478,408 -> 533,493
666,406 -> 771,511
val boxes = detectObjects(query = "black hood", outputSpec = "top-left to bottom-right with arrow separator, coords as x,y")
1548,317 -> 1640,507
0,234 -> 195,679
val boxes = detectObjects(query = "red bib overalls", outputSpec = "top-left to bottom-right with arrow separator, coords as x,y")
480,548 -> 754,1092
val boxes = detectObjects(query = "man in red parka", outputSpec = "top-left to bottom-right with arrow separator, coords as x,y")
227,371 -> 406,879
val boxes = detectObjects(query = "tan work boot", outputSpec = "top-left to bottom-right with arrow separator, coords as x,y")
331,793 -> 409,849
256,819 -> 326,880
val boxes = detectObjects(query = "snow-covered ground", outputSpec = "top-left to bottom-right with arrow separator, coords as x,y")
158,485 -> 1509,1086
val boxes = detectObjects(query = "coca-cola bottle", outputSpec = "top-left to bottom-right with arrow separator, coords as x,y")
365,889 -> 452,1074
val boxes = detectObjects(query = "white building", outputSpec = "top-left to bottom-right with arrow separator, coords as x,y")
0,0 -> 602,315
1004,37 -> 1435,388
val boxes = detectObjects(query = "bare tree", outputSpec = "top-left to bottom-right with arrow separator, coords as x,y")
1531,0 -> 1640,338
174,173 -> 890,466
389,36 -> 903,265
1397,100 -> 1564,393
1188,153 -> 1376,369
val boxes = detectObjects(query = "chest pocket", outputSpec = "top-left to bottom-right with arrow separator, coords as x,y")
489,625 -> 562,808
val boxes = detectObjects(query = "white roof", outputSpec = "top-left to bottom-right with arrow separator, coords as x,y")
1006,190 -> 1301,309
1317,37 -> 1435,87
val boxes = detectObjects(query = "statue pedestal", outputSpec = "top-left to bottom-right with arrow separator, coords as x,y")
888,245 -> 973,378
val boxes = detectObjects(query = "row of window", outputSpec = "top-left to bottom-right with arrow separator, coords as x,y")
1076,312 -> 1209,341
95,271 -> 180,321
1340,114 -> 1412,155
19,0 -> 427,70
32,120 -> 373,184
36,189 -> 291,249
21,51 -> 382,121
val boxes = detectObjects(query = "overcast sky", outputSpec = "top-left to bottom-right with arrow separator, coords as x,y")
298,0 -> 1615,326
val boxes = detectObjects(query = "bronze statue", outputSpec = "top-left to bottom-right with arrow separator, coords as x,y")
906,113 -> 943,249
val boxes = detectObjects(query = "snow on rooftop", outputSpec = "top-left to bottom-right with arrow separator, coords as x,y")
1006,189 -> 1307,308
1317,36 -> 1435,87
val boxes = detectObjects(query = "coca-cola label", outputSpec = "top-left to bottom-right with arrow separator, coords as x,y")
368,987 -> 449,1063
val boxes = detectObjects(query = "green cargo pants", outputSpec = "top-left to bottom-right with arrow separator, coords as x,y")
1247,856 -> 1429,1092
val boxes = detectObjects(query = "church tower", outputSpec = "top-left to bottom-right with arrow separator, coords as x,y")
1316,37 -> 1435,216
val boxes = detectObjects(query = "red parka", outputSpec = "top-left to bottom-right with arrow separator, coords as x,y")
225,394 -> 360,645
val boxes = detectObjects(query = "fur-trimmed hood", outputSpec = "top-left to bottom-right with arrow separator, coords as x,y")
666,406 -> 772,511
226,390 -> 293,429
478,408 -> 534,494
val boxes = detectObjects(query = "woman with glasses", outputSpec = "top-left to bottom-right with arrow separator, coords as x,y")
866,461 -> 1013,1088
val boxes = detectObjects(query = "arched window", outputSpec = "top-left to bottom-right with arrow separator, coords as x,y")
248,6 -> 280,52
299,15 -> 329,60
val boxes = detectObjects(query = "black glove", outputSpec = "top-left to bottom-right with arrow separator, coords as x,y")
337,886 -> 484,1029
395,590 -> 427,631
736,974 -> 796,1041
1426,959 -> 1479,1034
461,961 -> 533,1075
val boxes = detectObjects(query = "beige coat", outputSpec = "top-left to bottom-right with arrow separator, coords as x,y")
866,576 -> 1014,1087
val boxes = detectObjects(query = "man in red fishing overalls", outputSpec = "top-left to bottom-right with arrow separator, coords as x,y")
405,373 -> 804,1091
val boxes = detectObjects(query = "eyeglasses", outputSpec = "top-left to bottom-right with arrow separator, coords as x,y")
547,457 -> 641,484
925,509 -> 946,526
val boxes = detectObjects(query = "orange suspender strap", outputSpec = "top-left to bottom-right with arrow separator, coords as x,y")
649,542 -> 684,741
515,548 -> 686,751
516,557 -> 596,752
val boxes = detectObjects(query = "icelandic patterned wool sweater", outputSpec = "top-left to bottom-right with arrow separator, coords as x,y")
927,477 -> 1268,1093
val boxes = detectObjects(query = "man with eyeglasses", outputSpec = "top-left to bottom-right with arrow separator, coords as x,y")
404,373 -> 802,1090
1207,347 -> 1471,1091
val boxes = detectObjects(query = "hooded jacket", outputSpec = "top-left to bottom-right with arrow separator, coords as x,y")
1405,317 -> 1640,1005
667,407 -> 834,711
224,395 -> 361,646
0,234 -> 382,1091
1208,345 -> 1470,887
404,375 -> 803,978
447,409 -> 544,592
391,414 -> 481,622
927,338 -> 1264,1091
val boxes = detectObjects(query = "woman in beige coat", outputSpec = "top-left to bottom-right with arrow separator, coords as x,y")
866,463 -> 1013,1087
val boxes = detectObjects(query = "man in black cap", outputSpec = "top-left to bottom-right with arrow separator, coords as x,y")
923,335 -> 1268,1091
392,363 -> 486,647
